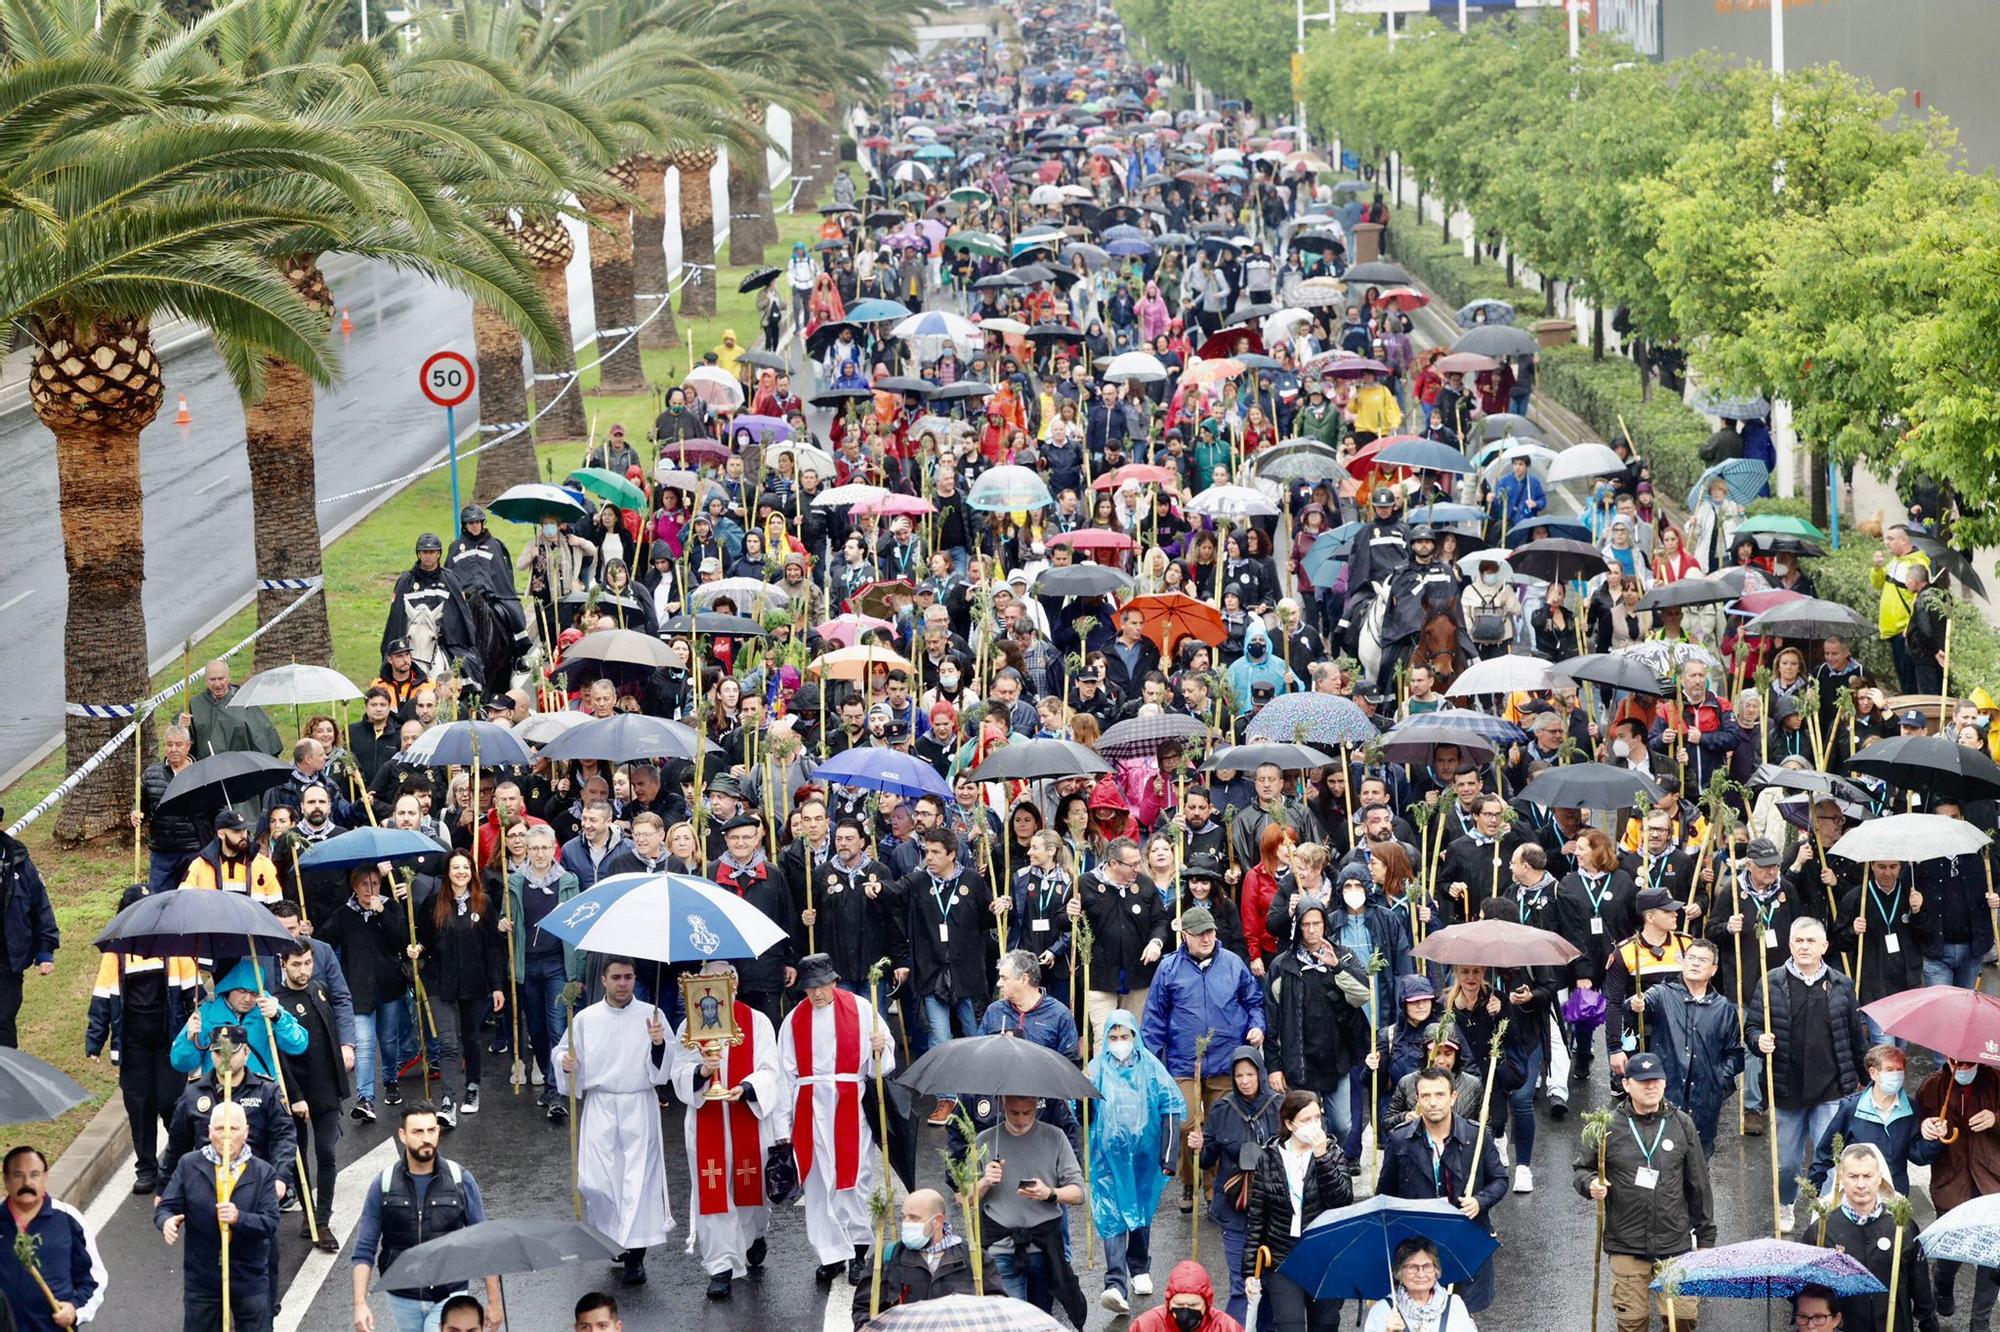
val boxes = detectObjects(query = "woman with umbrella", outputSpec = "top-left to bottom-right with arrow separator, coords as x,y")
1242,1090 -> 1353,1332
412,851 -> 506,1125
1088,1009 -> 1188,1315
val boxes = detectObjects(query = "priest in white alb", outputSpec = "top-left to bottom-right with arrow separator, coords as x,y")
668,959 -> 787,1302
552,954 -> 675,1286
779,952 -> 893,1286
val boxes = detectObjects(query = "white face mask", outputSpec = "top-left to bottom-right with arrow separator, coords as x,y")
1611,740 -> 1631,761
1481,572 -> 1501,587
901,1220 -> 932,1248
1342,888 -> 1367,911
1293,1120 -> 1327,1148
1109,1037 -> 1136,1061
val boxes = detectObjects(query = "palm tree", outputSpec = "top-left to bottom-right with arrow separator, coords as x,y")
0,0 -> 404,839
726,102 -> 776,267
502,212 -> 592,449
675,149 -> 723,319
630,154 -> 678,352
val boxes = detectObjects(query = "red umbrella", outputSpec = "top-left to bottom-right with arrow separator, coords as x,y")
1090,463 -> 1179,492
1343,435 -> 1429,480
1374,286 -> 1431,313
1410,920 -> 1581,968
1861,987 -> 2000,1068
862,135 -> 892,149
1120,592 -> 1225,651
1318,357 -> 1390,381
1197,321 -> 1265,359
1732,588 -> 1807,616
1046,528 -> 1136,552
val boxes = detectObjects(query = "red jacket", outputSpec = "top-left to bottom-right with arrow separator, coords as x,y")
1129,1262 -> 1244,1332
1240,864 -> 1282,964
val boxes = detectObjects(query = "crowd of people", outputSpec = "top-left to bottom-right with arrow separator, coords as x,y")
5,4 -> 2000,1332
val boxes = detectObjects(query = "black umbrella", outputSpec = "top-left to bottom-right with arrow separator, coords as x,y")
1373,723 -> 1497,767
156,750 -> 293,816
659,612 -> 767,638
1748,533 -> 1827,559
874,376 -> 935,397
929,381 -> 994,401
1847,736 -> 2000,804
1741,598 -> 1868,641
974,272 -> 1028,289
1557,653 -> 1669,697
806,321 -> 864,358
382,1217 -> 622,1290
1289,231 -> 1344,254
1034,563 -> 1134,598
811,386 -> 875,408
538,713 -> 720,764
557,589 -> 647,619
899,1034 -> 1101,1100
737,266 -> 782,293
1748,763 -> 1874,808
1095,712 -> 1210,759
0,1049 -> 90,1126
1026,323 -> 1083,342
1517,762 -> 1664,811
1509,538 -> 1608,585
1636,577 -> 1733,611
966,739 -> 1111,782
1452,324 -> 1540,358
96,886 -> 297,960
816,203 -> 857,216
403,719 -> 532,768
1909,534 -> 1989,598
740,349 -> 790,372
865,210 -> 906,228
1342,261 -> 1412,286
1203,742 -> 1337,773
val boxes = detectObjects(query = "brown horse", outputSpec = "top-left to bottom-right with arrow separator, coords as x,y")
1412,612 -> 1463,688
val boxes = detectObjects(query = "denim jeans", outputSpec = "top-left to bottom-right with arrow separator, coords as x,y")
1926,942 -> 1984,991
1860,1012 -> 1903,1051
1217,1214 -> 1250,1323
354,997 -> 410,1104
920,995 -> 976,1059
1101,1223 -> 1152,1296
521,952 -> 572,1086
1745,1055 -> 1765,1114
993,1246 -> 1052,1311
146,848 -> 196,896
1505,1042 -> 1545,1167
1777,1099 -> 1840,1205
385,1293 -> 442,1332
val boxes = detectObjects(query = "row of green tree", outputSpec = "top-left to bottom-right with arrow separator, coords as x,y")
4,0 -> 922,840
1119,4 -> 2000,538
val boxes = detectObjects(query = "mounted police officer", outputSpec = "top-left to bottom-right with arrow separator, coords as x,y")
381,533 -> 481,691
1336,487 -> 1408,652
1376,526 -> 1467,690
446,505 -> 528,658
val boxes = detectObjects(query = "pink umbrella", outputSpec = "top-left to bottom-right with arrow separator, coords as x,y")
850,493 -> 936,518
816,613 -> 896,648
1730,587 -> 1807,617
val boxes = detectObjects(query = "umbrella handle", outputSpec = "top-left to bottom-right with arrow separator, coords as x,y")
1253,1245 -> 1272,1280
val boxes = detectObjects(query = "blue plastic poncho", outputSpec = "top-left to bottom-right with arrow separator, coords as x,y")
1086,1009 -> 1187,1238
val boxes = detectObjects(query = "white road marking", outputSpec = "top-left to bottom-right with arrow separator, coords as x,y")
196,475 -> 232,495
274,1135 -> 401,1332
0,590 -> 31,614
79,1150 -> 137,1237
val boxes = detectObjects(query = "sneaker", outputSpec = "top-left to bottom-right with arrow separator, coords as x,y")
461,1084 -> 480,1115
1742,1110 -> 1766,1137
531,1064 -> 545,1087
382,1081 -> 403,1108
1779,1203 -> 1796,1235
351,1100 -> 377,1124
1178,1184 -> 1194,1214
1548,1097 -> 1568,1122
547,1100 -> 569,1124
1101,1287 -> 1130,1315
280,1192 -> 302,1212
487,1034 -> 510,1056
438,1098 -> 458,1130
1513,1165 -> 1534,1195
1132,1274 -> 1153,1297
927,1098 -> 958,1126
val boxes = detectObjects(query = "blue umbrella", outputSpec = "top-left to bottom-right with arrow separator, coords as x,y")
298,826 -> 445,871
1244,693 -> 1377,747
1396,707 -> 1528,745
1375,439 -> 1476,475
1651,1238 -> 1884,1300
402,719 -> 532,768
1277,1196 -> 1498,1301
846,298 -> 913,323
536,873 -> 790,966
1302,524 -> 1361,591
1106,238 -> 1154,257
1687,458 -> 1771,510
814,746 -> 956,801
1504,517 -> 1593,547
1455,299 -> 1515,328
1921,1194 -> 2000,1266
1688,389 -> 1771,420
536,712 -> 718,764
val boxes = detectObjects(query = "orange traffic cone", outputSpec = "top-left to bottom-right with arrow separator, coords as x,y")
339,307 -> 354,336
174,394 -> 191,426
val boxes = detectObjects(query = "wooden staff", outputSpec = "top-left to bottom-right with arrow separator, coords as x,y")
396,867 -> 434,1092
1760,939 -> 1782,1237
1366,951 -> 1388,1181
1728,831 -> 1746,1137
1582,1107 -> 1611,1332
1189,1031 -> 1212,1262
287,841 -> 310,930
214,1028 -> 238,1332
499,809 -> 524,1092
133,698 -> 147,884
1885,1194 -> 1915,1332
1077,907 -> 1098,1268
562,981 -> 583,1219
1463,1022 -> 1508,1214
244,942 -> 323,1246
868,958 -> 895,1314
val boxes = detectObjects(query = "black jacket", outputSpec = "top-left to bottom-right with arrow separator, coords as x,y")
1243,1137 -> 1352,1276
162,1072 -> 299,1194
1262,937 -> 1371,1093
893,866 -> 991,1004
1198,1045 -> 1283,1220
709,855 -> 797,996
1799,1203 -> 1938,1332
815,855 -> 904,994
1573,1101 -> 1715,1259
1744,964 -> 1870,1109
138,759 -> 204,852
416,892 -> 506,1005
1076,871 -> 1171,993
1376,1114 -> 1507,1234
851,1239 -> 1001,1329
316,894 -> 412,1015
276,978 -> 352,1118
156,1152 -> 281,1298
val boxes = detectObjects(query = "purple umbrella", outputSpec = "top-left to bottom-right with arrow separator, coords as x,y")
1649,1239 -> 1885,1300
1320,357 -> 1392,380
726,414 -> 792,444
917,218 -> 947,244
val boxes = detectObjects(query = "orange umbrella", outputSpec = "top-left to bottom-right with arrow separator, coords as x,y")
808,645 -> 913,682
1121,593 -> 1226,652
1181,357 -> 1245,386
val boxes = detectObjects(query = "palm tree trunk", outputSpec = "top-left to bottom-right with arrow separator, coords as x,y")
791,108 -> 825,211
583,176 -> 648,396
631,157 -> 677,352
726,145 -> 765,269
242,256 -> 335,672
515,216 -> 588,442
473,300 -> 536,501
33,311 -> 160,842
680,151 -> 720,319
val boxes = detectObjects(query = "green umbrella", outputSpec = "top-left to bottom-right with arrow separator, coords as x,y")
566,467 -> 647,511
949,186 -> 992,206
1736,513 -> 1827,542
943,232 -> 1007,259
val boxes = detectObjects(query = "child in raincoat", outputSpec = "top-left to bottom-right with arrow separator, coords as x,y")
1089,1008 -> 1187,1314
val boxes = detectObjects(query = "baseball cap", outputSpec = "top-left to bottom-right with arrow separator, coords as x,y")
1633,887 -> 1684,915
1180,906 -> 1218,935
1898,709 -> 1927,729
1623,1051 -> 1667,1082
1745,838 -> 1781,868
214,809 -> 247,831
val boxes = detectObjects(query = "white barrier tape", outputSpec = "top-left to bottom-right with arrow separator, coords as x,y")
597,326 -> 636,338
9,586 -> 325,838
479,422 -> 529,433
256,576 -> 323,591
531,371 -> 581,382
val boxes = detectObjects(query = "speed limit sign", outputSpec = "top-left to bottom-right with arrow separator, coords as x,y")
419,350 -> 476,408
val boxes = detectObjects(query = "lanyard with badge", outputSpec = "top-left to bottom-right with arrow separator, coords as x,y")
1628,1115 -> 1668,1190
1582,872 -> 1610,936
1868,880 -> 1905,956
931,875 -> 958,944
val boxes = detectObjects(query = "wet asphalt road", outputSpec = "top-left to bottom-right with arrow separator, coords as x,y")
82,1044 -> 1952,1332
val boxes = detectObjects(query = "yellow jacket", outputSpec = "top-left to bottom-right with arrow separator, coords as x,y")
1871,549 -> 1930,639
1350,383 -> 1403,437
182,850 -> 284,904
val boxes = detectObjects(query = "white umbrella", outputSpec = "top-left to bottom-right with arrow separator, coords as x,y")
891,310 -> 979,343
1102,350 -> 1168,384
1059,184 -> 1094,199
682,365 -> 744,410
1028,183 -> 1065,206
767,440 -> 837,477
692,578 -> 792,612
1830,813 -> 1992,864
1262,308 -> 1314,343
1480,440 -> 1558,484
1447,655 -> 1575,698
1456,550 -> 1526,584
812,483 -> 890,508
1187,484 -> 1280,519
1547,442 -> 1631,487
512,711 -> 591,746
979,317 -> 1031,335
891,160 -> 933,183
229,664 -> 364,708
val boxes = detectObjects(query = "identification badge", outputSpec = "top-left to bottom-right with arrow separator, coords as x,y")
1885,934 -> 1901,955
1633,1167 -> 1659,1191
1032,918 -> 1051,933
1762,928 -> 1777,951
938,924 -> 950,943
1590,917 -> 1604,936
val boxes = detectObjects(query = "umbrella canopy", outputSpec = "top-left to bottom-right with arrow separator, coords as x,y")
865,1294 -> 1061,1332
1637,577 -> 1735,611
893,310 -> 980,342
558,629 -> 675,670
1243,693 -> 1376,747
1688,390 -> 1772,421
1375,722 -> 1497,767
1095,712 -> 1210,760
1749,763 -> 1876,808
811,644 -> 913,682
815,746 -> 955,801
96,886 -> 297,960
1278,1196 -> 1498,1301
1187,484 -> 1279,519
1473,413 -> 1541,442
900,1034 -> 1100,1100
682,365 -> 745,410
156,751 -> 292,816
403,719 -> 532,769
1558,653 -> 1671,698
1921,1195 -> 2000,1266
1341,261 -> 1412,286
487,483 -> 592,525
1035,564 -> 1134,598
1120,592 -> 1225,650
298,826 -> 445,871
1509,538 -> 1609,585
1456,299 -> 1515,327
1401,707 -> 1527,744
1101,350 -> 1168,383
814,613 -> 895,649
1517,763 -> 1665,811
1046,528 -> 1137,553
1908,533 -> 1989,597
1251,439 -> 1342,483
1434,351 -> 1501,376
691,579 -> 791,616
1736,513 -> 1828,542
659,612 -> 766,638
1741,597 -> 1867,640
1203,742 -> 1336,773
1846,736 -> 2000,804
1445,655 -> 1572,698
511,711 -> 589,746
724,414 -> 792,444
1862,986 -> 2000,1068
566,467 -> 647,511
1374,438 -> 1474,475
1452,324 -> 1540,358
383,1217 -> 623,1289
1652,1239 -> 1883,1300
537,713 -> 716,765
967,465 -> 1054,511
537,872 -> 789,964
814,483 -> 891,509
1410,920 -> 1581,968
0,1049 -> 90,1126
1830,812 -> 1991,862
965,739 -> 1111,783
1687,458 -> 1770,510
737,266 -> 782,293
1545,443 -> 1629,487
228,663 -> 363,708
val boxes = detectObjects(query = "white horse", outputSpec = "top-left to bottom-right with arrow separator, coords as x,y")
1355,583 -> 1391,686
402,602 -> 451,684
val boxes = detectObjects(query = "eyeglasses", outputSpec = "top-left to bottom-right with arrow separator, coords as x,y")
1794,1315 -> 1836,1328
1399,1263 -> 1439,1276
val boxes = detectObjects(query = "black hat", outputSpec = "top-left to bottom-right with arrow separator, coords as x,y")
460,504 -> 487,525
385,637 -> 413,656
415,532 -> 444,553
1183,851 -> 1223,881
1633,887 -> 1684,915
1745,837 -> 1782,868
482,695 -> 512,715
1623,1051 -> 1667,1082
1371,486 -> 1397,508
1408,524 -> 1437,543
213,809 -> 247,831
793,683 -> 823,712
883,719 -> 913,743
207,1022 -> 251,1046
1898,709 -> 1927,729
1250,681 -> 1277,701
718,813 -> 762,835
797,953 -> 840,988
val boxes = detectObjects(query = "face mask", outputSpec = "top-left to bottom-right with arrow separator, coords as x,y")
1611,740 -> 1631,761
1109,1037 -> 1136,1061
1482,572 -> 1501,587
1956,1068 -> 1979,1087
940,671 -> 960,688
1877,1070 -> 1905,1095
1293,1121 -> 1327,1148
541,523 -> 558,539
1171,1308 -> 1205,1332
1343,888 -> 1367,911
900,1220 -> 932,1249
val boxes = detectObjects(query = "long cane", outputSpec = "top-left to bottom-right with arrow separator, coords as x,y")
397,869 -> 435,1093
1463,1023 -> 1508,1212
214,1029 -> 238,1332
869,959 -> 895,1312
562,981 -> 583,1219
1730,847 -> 1746,1137
1190,1032 -> 1212,1264
1760,950 -> 1782,1237
1582,1108 -> 1611,1332
1854,862 -> 1870,1009
247,942 -> 322,1246
132,700 -> 147,885
499,820 -> 524,1092
287,840 -> 311,930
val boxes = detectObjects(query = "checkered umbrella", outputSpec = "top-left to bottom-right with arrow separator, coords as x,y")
1094,712 -> 1209,759
1921,1195 -> 2000,1268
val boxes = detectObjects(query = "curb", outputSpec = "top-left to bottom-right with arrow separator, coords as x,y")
50,1095 -> 130,1205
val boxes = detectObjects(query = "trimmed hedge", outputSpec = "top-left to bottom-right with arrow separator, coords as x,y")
1534,346 -> 1711,506
1380,204 -> 1534,312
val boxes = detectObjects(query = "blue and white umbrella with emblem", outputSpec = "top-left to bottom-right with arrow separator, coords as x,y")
536,873 -> 788,965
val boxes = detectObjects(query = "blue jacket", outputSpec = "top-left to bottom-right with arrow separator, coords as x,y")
1810,1086 -> 1941,1197
1141,944 -> 1266,1077
977,989 -> 1080,1059
0,1195 -> 104,1331
169,958 -> 309,1080
558,834 -> 626,895
1086,1010 -> 1186,1238
1223,620 -> 1302,716
0,833 -> 59,973
1377,1114 -> 1508,1236
1492,470 -> 1547,530
1637,981 -> 1744,1125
